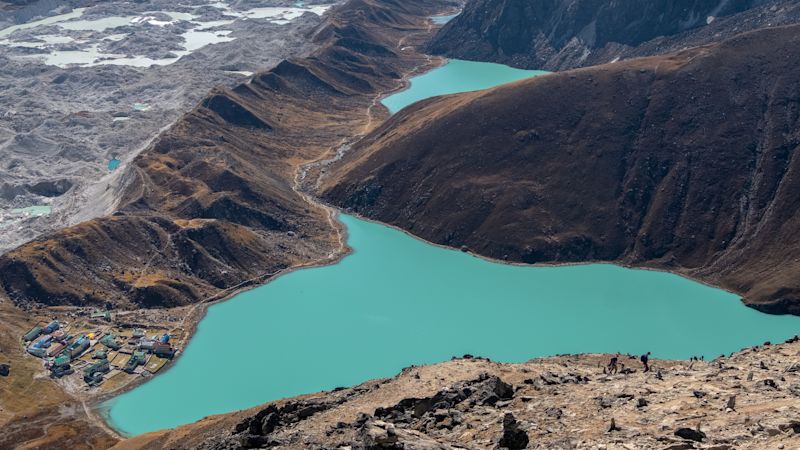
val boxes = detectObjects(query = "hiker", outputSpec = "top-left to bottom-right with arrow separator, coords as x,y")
640,352 -> 651,372
608,353 -> 620,374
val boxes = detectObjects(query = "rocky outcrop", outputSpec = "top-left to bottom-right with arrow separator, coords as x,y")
322,24 -> 800,315
233,397 -> 343,448
675,427 -> 707,443
427,0 -> 800,70
498,413 -> 528,450
113,337 -> 800,449
25,179 -> 73,198
0,0 -> 444,309
228,374 -> 516,449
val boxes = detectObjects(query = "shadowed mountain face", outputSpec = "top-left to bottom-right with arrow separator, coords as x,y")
0,0 -> 444,309
322,25 -> 800,315
427,0 -> 800,70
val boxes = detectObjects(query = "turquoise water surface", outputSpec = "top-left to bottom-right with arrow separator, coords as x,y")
10,205 -> 51,215
431,13 -> 458,24
108,158 -> 121,171
106,214 -> 800,436
105,59 -> 800,436
381,59 -> 548,114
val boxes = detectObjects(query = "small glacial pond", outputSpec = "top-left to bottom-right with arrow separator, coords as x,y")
105,214 -> 800,436
10,205 -> 51,216
0,8 -> 87,39
0,205 -> 51,228
431,13 -> 458,24
108,158 -> 121,171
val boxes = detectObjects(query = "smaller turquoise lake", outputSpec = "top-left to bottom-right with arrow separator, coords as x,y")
108,158 -> 121,171
105,215 -> 800,436
381,59 -> 548,114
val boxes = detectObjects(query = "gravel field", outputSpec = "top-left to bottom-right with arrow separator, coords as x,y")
0,0 -> 335,253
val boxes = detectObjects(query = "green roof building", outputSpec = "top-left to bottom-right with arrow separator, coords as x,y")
53,354 -> 71,367
23,326 -> 43,342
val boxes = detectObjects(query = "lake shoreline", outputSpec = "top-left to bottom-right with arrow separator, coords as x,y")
104,211 -> 800,435
103,52 -> 800,437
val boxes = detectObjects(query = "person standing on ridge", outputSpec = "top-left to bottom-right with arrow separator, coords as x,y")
608,353 -> 620,374
641,352 -> 651,372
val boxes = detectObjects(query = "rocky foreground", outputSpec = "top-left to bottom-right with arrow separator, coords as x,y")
116,337 -> 800,449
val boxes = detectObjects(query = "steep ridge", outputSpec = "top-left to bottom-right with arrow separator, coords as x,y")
114,337 -> 800,449
322,25 -> 800,314
0,0 -> 445,309
427,0 -> 800,70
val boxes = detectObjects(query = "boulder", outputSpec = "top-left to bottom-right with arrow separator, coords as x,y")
778,421 -> 800,434
238,434 -> 271,448
0,363 -> 9,377
598,397 -> 614,408
544,407 -> 562,418
674,427 -> 706,442
725,395 -> 736,411
539,372 -> 561,385
664,444 -> 695,450
497,413 -> 529,450
479,375 -> 514,405
261,412 -> 280,435
359,420 -> 398,448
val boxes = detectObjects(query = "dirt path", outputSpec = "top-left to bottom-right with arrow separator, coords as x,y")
301,18 -> 443,192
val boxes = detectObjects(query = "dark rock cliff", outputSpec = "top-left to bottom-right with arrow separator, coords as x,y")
323,25 -> 800,314
427,0 -> 800,70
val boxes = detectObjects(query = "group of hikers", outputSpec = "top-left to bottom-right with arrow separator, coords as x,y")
606,353 -> 709,375
607,352 -> 651,374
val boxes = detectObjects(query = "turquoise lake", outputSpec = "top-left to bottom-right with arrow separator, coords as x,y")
105,214 -> 800,436
381,59 -> 548,114
105,59 -> 800,436
108,158 -> 121,171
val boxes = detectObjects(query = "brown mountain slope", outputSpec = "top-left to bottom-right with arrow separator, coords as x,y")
322,25 -> 800,314
427,0 -> 800,70
0,0 -> 446,310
